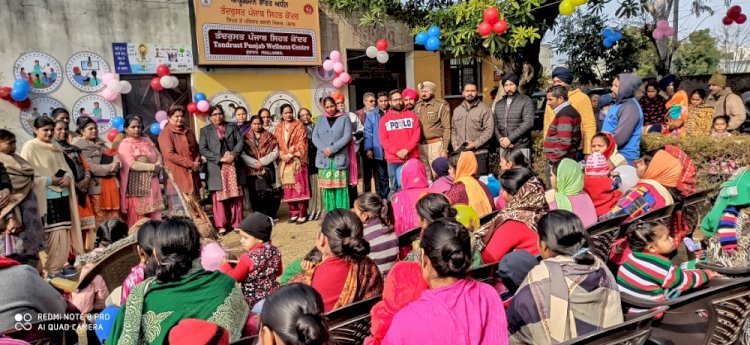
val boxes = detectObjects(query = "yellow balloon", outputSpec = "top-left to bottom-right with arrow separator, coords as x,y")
571,0 -> 587,6
559,0 -> 575,15
454,204 -> 480,231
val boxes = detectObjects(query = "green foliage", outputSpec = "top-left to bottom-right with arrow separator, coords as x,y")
673,29 -> 721,76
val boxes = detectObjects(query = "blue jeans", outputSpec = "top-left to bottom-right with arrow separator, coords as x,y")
387,162 -> 403,198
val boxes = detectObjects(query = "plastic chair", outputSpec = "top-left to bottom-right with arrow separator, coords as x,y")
696,262 -> 750,278
586,215 -> 629,261
467,263 -> 496,283
327,295 -> 381,345
478,210 -> 500,226
397,226 -> 420,249
680,190 -> 713,237
620,277 -> 750,345
559,306 -> 668,345
50,241 -> 140,293
620,204 -> 677,233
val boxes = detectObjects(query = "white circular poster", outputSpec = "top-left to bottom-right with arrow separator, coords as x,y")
72,95 -> 117,132
13,51 -> 64,94
19,96 -> 65,135
313,83 -> 338,114
211,90 -> 249,122
262,91 -> 302,122
65,51 -> 111,93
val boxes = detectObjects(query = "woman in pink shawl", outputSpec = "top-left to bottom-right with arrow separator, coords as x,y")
383,218 -> 508,345
392,159 -> 429,236
117,116 -> 164,227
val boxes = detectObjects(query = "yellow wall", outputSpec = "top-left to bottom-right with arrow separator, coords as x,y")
413,51 -> 443,99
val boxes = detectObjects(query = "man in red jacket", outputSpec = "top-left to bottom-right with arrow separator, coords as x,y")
379,89 -> 421,196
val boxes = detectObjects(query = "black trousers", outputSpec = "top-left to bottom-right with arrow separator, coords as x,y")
373,159 -> 389,199
362,155 -> 375,193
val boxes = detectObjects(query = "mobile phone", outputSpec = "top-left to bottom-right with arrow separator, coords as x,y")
54,169 -> 66,178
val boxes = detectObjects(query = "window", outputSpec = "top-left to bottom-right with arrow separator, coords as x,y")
447,58 -> 481,96
120,74 -> 192,141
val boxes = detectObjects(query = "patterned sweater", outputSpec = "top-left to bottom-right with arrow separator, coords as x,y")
543,103 -> 581,162
363,219 -> 399,277
617,251 -> 710,304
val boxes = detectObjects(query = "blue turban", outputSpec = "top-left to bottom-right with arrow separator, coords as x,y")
552,67 -> 574,85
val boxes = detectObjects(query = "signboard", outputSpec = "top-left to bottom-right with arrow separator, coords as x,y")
112,43 -> 195,74
190,0 -> 322,66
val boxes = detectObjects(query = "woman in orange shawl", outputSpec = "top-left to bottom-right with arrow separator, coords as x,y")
660,75 -> 689,137
274,104 -> 310,224
445,151 -> 494,216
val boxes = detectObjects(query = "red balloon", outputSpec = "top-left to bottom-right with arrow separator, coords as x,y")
0,87 -> 10,99
375,39 -> 388,51
156,64 -> 171,77
150,77 -> 164,91
478,21 -> 492,37
737,13 -> 748,24
493,20 -> 508,35
107,128 -> 119,143
187,102 -> 198,114
724,16 -> 735,25
729,5 -> 742,18
12,98 -> 31,109
484,7 -> 500,25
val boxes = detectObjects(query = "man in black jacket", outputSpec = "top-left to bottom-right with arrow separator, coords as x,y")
493,73 -> 535,164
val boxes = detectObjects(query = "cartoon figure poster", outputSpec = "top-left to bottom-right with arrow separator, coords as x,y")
13,51 -> 64,94
66,52 -> 111,93
19,97 -> 66,135
112,42 -> 194,74
73,95 -> 117,132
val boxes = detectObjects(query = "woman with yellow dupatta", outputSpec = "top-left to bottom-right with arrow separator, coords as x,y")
20,116 -> 84,278
274,104 -> 310,224
444,151 -> 494,217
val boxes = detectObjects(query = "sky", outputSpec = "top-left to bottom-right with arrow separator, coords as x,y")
543,0 -> 741,64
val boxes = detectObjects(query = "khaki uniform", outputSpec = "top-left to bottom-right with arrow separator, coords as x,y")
415,98 -> 451,179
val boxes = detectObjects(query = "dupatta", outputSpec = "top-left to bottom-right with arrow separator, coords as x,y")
642,150 -> 682,188
0,152 -> 34,219
392,159 -> 429,235
274,119 -> 308,185
117,137 -> 162,215
454,151 -> 492,216
552,159 -> 585,212
291,257 -> 383,311
244,129 -> 278,175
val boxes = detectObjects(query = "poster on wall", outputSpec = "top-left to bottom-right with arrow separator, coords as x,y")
262,91 -> 301,121
313,83 -> 337,114
112,43 -> 195,74
65,51 -> 111,93
19,97 -> 65,135
12,51 -> 64,94
73,95 -> 117,132
211,90 -> 250,122
189,0 -> 322,66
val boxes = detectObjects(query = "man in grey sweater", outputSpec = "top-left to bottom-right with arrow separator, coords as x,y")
452,82 -> 495,176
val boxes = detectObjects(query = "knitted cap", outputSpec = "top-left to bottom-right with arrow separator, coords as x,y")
432,156 -> 450,177
238,212 -> 273,242
708,74 -> 727,88
585,152 -> 610,176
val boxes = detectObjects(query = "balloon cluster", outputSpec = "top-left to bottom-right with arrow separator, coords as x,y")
0,80 -> 32,109
107,116 -> 125,142
602,28 -> 622,48
322,51 -> 352,89
477,7 -> 508,37
365,39 -> 391,64
100,73 -> 132,101
187,92 -> 210,115
724,5 -> 747,26
414,25 -> 442,52
559,0 -> 587,16
150,65 -> 179,91
652,19 -> 675,40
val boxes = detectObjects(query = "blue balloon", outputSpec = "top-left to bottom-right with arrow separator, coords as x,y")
111,116 -> 125,129
13,79 -> 30,93
427,25 -> 441,38
425,37 -> 441,51
149,122 -> 161,135
612,32 -> 622,41
602,28 -> 614,38
415,32 -> 428,45
115,123 -> 124,132
95,306 -> 120,343
603,38 -> 614,48
194,92 -> 207,102
10,89 -> 27,102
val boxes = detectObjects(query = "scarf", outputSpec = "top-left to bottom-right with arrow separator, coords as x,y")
702,169 -> 750,237
244,130 -> 278,176
455,151 -> 492,216
237,121 -> 252,137
643,150 -> 682,188
56,139 -> 86,182
0,256 -> 20,269
663,145 -> 696,197
368,261 -> 428,344
19,138 -> 83,254
392,159 -> 430,235
274,119 -> 308,186
553,159 -> 584,212
0,153 -> 34,219
665,90 -> 689,121
290,256 -> 384,310
600,133 -> 625,167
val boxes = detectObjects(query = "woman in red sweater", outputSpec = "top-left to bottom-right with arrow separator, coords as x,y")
479,168 -> 548,264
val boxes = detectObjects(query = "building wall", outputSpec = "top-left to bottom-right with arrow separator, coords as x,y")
413,51 -> 443,99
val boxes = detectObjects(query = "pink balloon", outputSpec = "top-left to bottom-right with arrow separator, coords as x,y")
329,50 -> 341,63
339,72 -> 352,84
160,119 -> 168,129
652,30 -> 664,40
155,110 -> 168,122
333,62 -> 344,74
101,88 -> 118,101
103,73 -> 118,83
332,77 -> 343,88
322,60 -> 334,71
197,100 -> 210,112
201,242 -> 227,272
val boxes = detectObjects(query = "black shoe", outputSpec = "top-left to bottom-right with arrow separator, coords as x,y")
296,217 -> 308,224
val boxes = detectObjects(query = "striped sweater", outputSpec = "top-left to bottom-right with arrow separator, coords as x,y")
363,218 -> 399,277
543,102 -> 581,162
617,251 -> 710,304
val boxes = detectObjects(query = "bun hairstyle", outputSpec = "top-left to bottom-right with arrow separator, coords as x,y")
626,221 -> 666,252
261,283 -> 329,345
420,218 -> 472,278
537,210 -> 595,265
138,220 -> 161,278
355,193 -> 394,233
501,147 -> 529,169
150,217 -> 201,283
499,168 -> 533,196
416,193 -> 457,224
76,116 -> 97,135
320,209 -> 370,261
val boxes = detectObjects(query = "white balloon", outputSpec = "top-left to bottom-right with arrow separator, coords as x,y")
365,46 -> 378,59
169,76 -> 179,89
376,51 -> 389,64
160,76 -> 172,89
119,80 -> 132,94
106,79 -> 122,93
614,165 -> 639,193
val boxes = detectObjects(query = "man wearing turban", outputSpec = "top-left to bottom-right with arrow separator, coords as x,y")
415,81 -> 451,180
494,73 -> 535,165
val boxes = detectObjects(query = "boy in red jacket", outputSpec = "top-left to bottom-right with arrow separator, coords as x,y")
379,89 -> 421,196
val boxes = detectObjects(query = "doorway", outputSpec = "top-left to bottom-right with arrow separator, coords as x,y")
346,50 -> 406,110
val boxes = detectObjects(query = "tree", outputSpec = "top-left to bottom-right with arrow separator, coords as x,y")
713,24 -> 750,74
673,29 -> 721,76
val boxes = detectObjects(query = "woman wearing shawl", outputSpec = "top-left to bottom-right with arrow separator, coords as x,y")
383,218 -> 508,345
109,217 -> 249,344
234,106 -> 251,137
274,104 -> 311,224
590,132 -> 626,168
0,130 -> 44,260
54,120 -> 97,251
392,159 -> 429,236
300,107 -> 324,220
507,210 -> 622,345
20,116 -> 84,277
445,151 -> 494,216
428,156 -> 453,194
290,210 -> 383,312
684,89 -> 714,136
118,116 -> 165,228
73,117 -> 121,225
199,105 -> 245,234
479,168 -> 548,264
312,97 -> 352,211
660,75 -> 689,137
701,169 -> 750,268
242,115 -> 280,219
545,159 -> 597,227
158,107 -> 201,196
